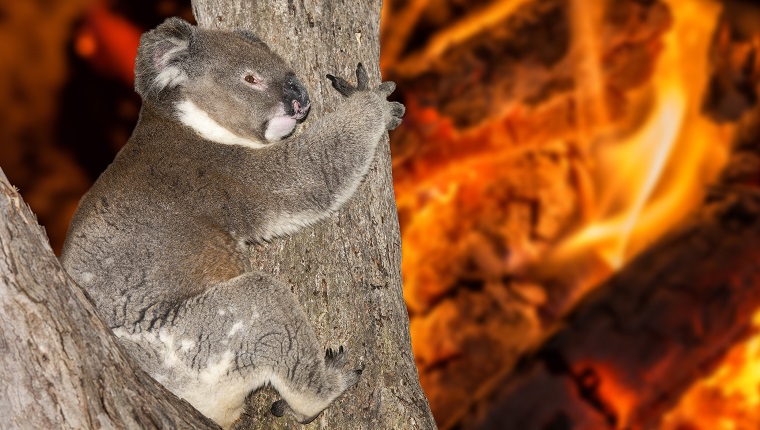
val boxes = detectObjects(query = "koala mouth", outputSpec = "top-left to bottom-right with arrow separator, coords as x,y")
291,100 -> 310,121
264,101 -> 311,142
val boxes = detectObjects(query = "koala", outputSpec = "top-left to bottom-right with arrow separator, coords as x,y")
60,17 -> 404,428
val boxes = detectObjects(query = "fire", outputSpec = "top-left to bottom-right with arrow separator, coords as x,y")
555,0 -> 760,427
662,312 -> 760,430
555,0 -> 732,272
387,0 -> 756,426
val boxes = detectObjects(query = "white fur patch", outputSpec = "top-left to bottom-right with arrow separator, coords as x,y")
175,99 -> 267,149
153,38 -> 189,90
264,103 -> 296,141
174,350 -> 251,429
227,321 -> 245,337
154,66 -> 187,90
263,210 -> 322,240
112,326 -> 246,429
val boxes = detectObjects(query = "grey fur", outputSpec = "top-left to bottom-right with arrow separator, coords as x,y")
60,17 -> 404,429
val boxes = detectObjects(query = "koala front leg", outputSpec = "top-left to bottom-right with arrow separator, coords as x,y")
246,64 -> 404,240
123,272 -> 361,428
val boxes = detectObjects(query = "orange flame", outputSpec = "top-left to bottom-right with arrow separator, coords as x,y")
662,312 -> 760,430
555,0 -> 732,272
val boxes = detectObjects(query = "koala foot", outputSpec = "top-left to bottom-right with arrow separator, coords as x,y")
326,63 -> 405,131
270,346 -> 363,424
325,345 -> 348,367
270,399 -> 288,417
326,345 -> 363,385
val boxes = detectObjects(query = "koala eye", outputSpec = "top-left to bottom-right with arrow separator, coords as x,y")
242,72 -> 266,90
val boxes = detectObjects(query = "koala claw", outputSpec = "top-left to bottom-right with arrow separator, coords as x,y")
326,73 -> 356,97
325,345 -> 348,367
355,62 -> 369,91
327,63 -> 393,98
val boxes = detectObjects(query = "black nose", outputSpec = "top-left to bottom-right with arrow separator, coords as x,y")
283,73 -> 310,120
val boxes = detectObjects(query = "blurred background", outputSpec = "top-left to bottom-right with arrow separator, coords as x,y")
2,0 -> 760,428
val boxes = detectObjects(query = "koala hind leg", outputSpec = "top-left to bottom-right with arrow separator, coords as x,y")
140,272 -> 361,427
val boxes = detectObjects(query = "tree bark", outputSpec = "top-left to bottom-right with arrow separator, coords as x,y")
189,2 -> 435,429
0,169 -> 219,430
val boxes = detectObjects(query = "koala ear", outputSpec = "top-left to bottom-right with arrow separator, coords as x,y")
134,17 -> 195,98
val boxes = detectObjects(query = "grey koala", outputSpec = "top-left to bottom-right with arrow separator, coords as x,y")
60,17 -> 404,428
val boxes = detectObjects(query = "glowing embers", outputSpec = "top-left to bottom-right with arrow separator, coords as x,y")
663,312 -> 760,430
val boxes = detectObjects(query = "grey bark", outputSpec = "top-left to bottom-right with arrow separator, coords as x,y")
0,168 -> 219,430
189,1 -> 435,429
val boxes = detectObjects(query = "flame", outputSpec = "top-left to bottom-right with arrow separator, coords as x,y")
555,0 -> 732,272
662,311 -> 760,430
561,0 -> 760,427
388,0 -> 751,425
393,0 -> 534,76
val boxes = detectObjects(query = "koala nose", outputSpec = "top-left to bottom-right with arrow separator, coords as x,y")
284,73 -> 310,121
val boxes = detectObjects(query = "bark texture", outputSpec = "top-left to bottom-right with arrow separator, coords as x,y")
0,169 -> 219,430
190,1 -> 435,429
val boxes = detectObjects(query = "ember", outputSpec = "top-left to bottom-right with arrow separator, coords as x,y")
663,312 -> 760,430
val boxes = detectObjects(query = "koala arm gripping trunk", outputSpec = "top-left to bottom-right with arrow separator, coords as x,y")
243,65 -> 404,240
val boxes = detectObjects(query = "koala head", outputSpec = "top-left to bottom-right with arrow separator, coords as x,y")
135,18 -> 310,145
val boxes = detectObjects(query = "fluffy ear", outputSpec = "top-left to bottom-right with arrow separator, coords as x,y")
134,17 -> 195,98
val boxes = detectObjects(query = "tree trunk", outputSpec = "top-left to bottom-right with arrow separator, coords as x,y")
0,169 -> 219,430
0,2 -> 434,429
190,1 -> 435,429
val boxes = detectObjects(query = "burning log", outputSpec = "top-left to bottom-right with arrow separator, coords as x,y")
383,0 -> 671,131
388,0 -> 689,426
447,108 -> 760,429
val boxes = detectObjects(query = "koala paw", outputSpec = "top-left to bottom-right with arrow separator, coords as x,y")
326,63 -> 369,97
326,63 -> 405,131
325,346 -> 363,387
325,345 -> 348,368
